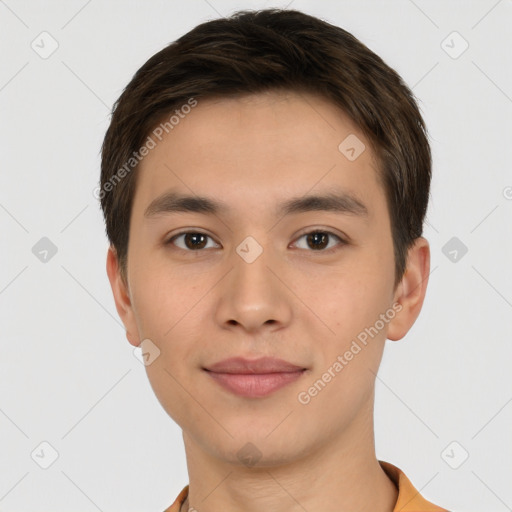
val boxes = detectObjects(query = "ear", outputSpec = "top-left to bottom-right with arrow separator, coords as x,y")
387,237 -> 430,341
105,246 -> 141,347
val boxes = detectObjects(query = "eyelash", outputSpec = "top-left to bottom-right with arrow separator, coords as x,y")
165,229 -> 347,254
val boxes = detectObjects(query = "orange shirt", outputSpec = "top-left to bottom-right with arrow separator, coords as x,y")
163,460 -> 448,512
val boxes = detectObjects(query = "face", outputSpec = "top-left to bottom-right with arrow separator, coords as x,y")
107,90 -> 429,467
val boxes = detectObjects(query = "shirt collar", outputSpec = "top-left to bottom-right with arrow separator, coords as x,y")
379,460 -> 448,511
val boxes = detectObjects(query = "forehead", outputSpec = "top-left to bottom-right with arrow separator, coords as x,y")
132,90 -> 384,221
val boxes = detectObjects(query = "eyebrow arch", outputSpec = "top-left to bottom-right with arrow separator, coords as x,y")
144,190 -> 369,219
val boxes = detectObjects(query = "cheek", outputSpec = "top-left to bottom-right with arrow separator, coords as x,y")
296,255 -> 394,401
129,259 -> 216,369
297,269 -> 390,415
128,259 -> 188,340
300,262 -> 391,340
131,265 -> 207,424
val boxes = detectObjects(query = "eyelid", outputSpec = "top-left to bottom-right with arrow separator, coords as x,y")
166,229 -> 220,249
293,226 -> 348,243
290,228 -> 347,253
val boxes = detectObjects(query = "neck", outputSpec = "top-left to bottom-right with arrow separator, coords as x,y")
180,397 -> 398,512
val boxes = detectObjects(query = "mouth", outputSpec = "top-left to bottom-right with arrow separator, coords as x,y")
203,356 -> 307,398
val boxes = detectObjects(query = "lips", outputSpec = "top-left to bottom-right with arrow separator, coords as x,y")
204,357 -> 307,398
204,356 -> 305,374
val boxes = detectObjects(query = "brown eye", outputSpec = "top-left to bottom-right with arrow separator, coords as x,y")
167,232 -> 219,251
294,230 -> 346,252
183,233 -> 207,250
307,231 -> 329,250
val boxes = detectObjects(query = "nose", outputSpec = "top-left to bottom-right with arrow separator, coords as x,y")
213,243 -> 293,334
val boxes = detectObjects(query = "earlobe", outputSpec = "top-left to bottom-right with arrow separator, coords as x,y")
387,237 -> 430,342
105,246 -> 141,347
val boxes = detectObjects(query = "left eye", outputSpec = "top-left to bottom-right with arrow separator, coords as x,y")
293,230 -> 345,252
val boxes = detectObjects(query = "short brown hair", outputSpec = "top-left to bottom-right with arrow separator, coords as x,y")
100,8 -> 431,287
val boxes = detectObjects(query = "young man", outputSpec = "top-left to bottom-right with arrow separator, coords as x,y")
100,8 -> 448,512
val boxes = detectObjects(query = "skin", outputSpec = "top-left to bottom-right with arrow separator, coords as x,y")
106,90 -> 430,512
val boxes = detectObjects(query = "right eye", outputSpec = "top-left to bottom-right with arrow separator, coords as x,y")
166,231 -> 221,251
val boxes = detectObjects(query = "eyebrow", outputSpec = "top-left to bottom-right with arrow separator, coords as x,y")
144,189 -> 369,219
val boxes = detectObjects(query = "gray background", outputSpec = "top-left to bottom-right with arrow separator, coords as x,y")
1,0 -> 511,510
